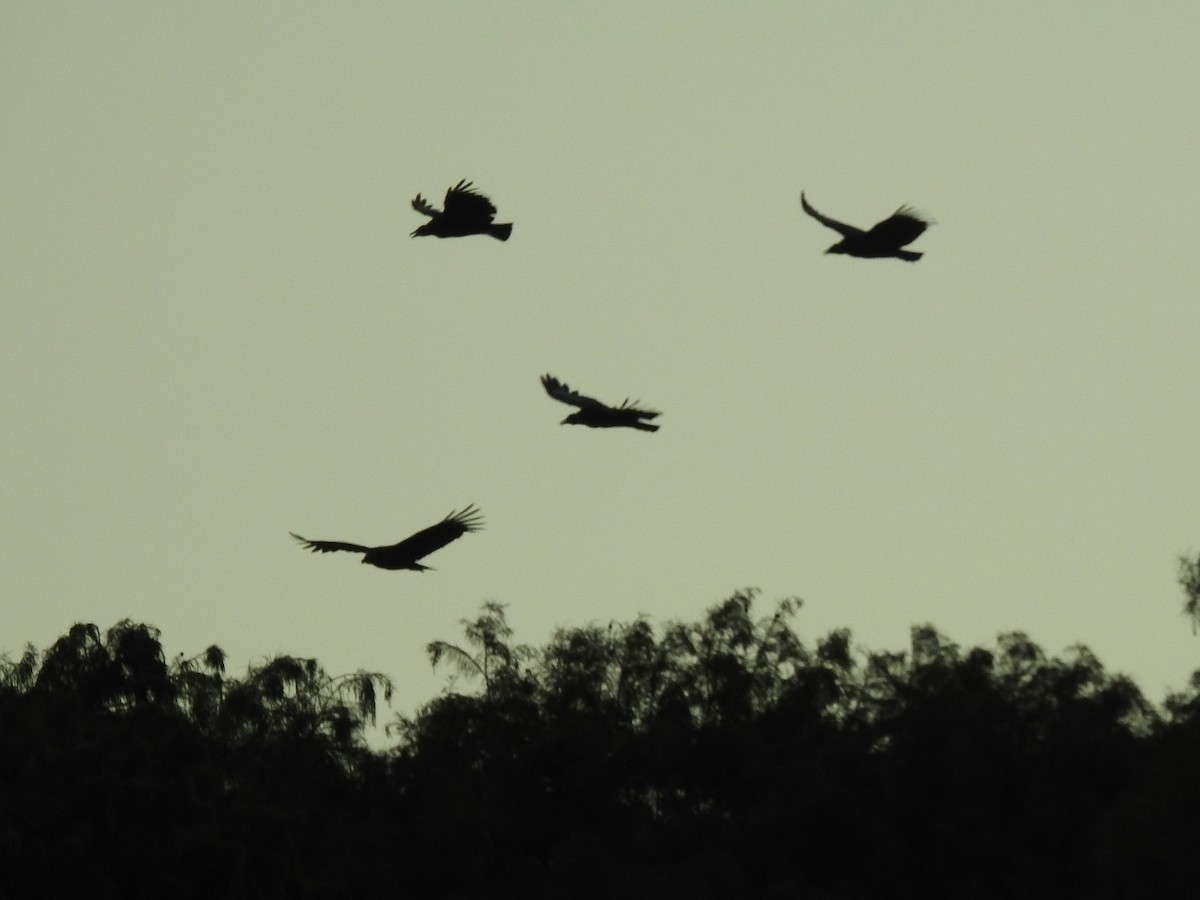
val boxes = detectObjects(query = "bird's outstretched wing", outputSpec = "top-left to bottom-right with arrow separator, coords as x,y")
541,374 -> 606,409
411,194 -> 440,217
616,398 -> 660,420
800,192 -> 864,238
385,505 -> 484,562
443,180 -> 498,219
290,533 -> 369,555
867,207 -> 930,247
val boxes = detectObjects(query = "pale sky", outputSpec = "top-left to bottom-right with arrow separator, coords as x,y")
4,3 -> 1198,721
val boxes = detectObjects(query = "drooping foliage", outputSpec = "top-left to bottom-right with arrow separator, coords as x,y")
0,619 -> 392,899
1179,551 -> 1200,634
1,592 -> 1198,898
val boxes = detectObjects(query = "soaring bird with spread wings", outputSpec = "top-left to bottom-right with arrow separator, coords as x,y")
800,192 -> 930,262
541,374 -> 661,432
410,180 -> 512,241
290,505 -> 484,571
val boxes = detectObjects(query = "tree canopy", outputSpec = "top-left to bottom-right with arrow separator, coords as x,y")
2,585 -> 1199,898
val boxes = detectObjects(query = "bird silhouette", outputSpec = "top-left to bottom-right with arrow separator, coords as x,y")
801,192 -> 930,261
410,180 -> 512,241
291,505 -> 483,571
541,374 -> 660,432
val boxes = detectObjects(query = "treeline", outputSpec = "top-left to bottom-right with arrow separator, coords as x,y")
2,589 -> 1199,899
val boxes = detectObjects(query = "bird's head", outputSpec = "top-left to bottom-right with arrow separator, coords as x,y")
825,243 -> 847,255
561,413 -> 582,426
410,224 -> 430,238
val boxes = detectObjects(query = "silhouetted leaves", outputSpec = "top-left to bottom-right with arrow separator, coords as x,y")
2,599 -> 1197,898
426,601 -> 532,700
0,620 -> 393,898
1179,552 -> 1200,634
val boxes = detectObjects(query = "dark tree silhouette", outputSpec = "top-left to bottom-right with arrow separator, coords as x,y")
394,594 -> 1169,897
426,601 -> 532,700
1179,553 -> 1200,634
410,179 -> 512,241
801,191 -> 931,261
541,373 -> 661,432
0,619 -> 394,899
290,505 -> 483,571
6,582 -> 1200,899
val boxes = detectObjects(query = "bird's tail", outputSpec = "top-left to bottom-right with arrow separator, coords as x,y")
897,249 -> 922,262
489,222 -> 513,241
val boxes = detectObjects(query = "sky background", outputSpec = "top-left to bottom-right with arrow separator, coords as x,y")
4,3 -> 1198,727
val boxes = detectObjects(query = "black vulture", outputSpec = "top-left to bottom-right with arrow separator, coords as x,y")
541,374 -> 660,432
801,192 -> 930,261
291,505 -> 483,571
410,180 -> 512,241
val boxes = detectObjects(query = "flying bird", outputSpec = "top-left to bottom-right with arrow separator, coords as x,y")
800,192 -> 930,262
410,180 -> 512,241
541,374 -> 661,432
290,505 -> 484,571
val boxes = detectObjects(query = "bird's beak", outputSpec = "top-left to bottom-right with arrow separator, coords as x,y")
560,418 -> 568,425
